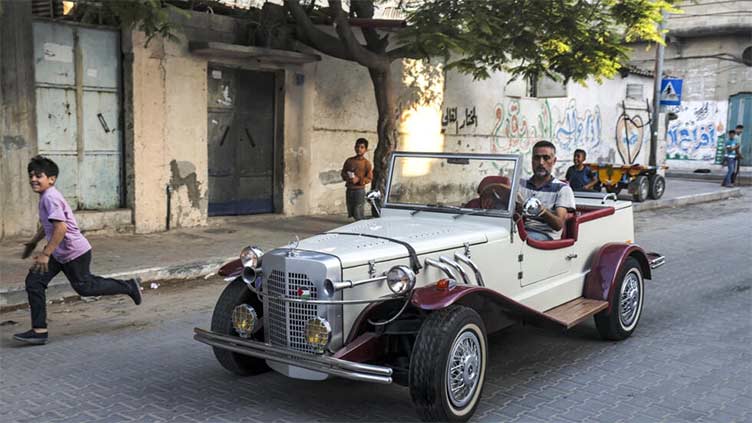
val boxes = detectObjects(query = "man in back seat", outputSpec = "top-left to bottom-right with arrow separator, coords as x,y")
517,140 -> 576,241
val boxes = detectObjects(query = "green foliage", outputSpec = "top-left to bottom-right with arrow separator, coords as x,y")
70,0 -> 188,46
400,0 -> 678,83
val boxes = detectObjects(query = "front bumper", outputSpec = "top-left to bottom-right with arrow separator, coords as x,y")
194,328 -> 393,384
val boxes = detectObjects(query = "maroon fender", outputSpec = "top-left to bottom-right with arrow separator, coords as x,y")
584,242 -> 652,313
333,332 -> 386,363
218,258 -> 243,279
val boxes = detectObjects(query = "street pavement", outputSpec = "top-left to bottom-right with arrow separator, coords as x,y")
1,193 -> 750,422
0,177 -> 743,308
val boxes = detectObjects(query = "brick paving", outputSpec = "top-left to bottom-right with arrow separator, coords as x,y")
1,197 -> 750,422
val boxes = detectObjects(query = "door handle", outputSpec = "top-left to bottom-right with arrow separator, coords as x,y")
566,253 -> 578,260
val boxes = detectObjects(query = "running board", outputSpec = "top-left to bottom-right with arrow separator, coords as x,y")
543,297 -> 608,329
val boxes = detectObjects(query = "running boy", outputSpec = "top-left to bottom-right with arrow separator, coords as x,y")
14,156 -> 142,345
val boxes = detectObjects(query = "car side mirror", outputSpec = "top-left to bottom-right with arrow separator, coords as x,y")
367,190 -> 382,217
522,197 -> 543,218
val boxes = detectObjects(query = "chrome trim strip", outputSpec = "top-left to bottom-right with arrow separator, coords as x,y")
194,328 -> 393,384
425,258 -> 458,281
649,255 -> 666,269
454,253 -> 485,287
329,275 -> 387,292
439,256 -> 470,284
251,284 -> 404,305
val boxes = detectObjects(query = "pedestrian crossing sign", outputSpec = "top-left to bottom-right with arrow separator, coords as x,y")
659,77 -> 683,106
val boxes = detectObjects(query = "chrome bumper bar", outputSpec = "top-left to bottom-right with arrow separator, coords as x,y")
194,328 -> 393,384
648,253 -> 666,269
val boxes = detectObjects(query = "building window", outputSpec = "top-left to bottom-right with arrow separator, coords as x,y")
627,83 -> 644,100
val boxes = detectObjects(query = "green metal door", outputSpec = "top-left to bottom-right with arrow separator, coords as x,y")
728,93 -> 752,166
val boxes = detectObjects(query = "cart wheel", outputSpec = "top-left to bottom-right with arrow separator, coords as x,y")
648,175 -> 665,200
632,176 -> 649,202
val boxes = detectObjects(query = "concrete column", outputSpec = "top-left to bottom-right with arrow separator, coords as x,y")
0,1 -> 38,238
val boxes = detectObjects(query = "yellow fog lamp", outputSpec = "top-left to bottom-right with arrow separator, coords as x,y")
231,304 -> 258,338
305,317 -> 332,353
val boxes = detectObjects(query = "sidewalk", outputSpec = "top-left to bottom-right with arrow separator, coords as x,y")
0,178 -> 743,308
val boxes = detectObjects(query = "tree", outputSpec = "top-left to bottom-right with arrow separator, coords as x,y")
75,0 -> 676,193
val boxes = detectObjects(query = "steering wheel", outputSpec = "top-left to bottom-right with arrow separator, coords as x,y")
479,184 -> 511,209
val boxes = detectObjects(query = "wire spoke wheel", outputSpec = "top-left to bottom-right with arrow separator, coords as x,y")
446,331 -> 481,408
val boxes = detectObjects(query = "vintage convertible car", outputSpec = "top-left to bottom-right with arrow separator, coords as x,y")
194,152 -> 665,422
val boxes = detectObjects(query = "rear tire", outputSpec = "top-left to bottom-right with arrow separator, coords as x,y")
594,257 -> 644,341
631,176 -> 649,202
648,175 -> 666,199
409,306 -> 487,422
210,278 -> 269,376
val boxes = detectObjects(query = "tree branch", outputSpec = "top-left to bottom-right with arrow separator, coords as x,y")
349,0 -> 387,53
285,0 -> 351,61
328,0 -> 388,70
387,44 -> 426,61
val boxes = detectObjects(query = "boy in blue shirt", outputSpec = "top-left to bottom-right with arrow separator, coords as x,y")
723,130 -> 740,187
565,149 -> 597,191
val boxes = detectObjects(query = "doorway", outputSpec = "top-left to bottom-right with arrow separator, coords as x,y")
207,66 -> 279,215
727,93 -> 751,166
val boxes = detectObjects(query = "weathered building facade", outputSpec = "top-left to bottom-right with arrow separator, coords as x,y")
629,0 -> 752,170
1,3 -> 658,238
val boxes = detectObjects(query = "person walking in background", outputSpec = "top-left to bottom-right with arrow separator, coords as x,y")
14,156 -> 142,345
731,124 -> 744,185
565,149 -> 597,191
722,130 -> 740,188
340,138 -> 373,221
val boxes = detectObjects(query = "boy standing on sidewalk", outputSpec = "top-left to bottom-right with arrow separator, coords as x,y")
14,156 -> 142,345
340,138 -> 373,220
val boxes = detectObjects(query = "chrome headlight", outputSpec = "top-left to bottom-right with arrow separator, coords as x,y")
305,317 -> 332,353
386,265 -> 416,294
231,304 -> 258,338
240,246 -> 263,268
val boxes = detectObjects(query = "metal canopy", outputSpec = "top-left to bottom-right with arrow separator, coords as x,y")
189,41 -> 321,64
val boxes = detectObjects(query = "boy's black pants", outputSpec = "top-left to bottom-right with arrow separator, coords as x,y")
25,250 -> 131,329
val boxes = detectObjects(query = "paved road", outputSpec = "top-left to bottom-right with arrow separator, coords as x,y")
2,197 -> 750,422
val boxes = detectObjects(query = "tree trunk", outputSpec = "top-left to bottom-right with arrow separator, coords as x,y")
368,67 -> 398,195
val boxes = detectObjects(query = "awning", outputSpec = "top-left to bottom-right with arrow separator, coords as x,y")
189,41 -> 321,65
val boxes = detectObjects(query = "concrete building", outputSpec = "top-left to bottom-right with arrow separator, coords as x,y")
629,0 -> 752,171
1,2 -> 656,239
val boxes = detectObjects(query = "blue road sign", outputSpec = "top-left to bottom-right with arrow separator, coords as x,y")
660,77 -> 683,106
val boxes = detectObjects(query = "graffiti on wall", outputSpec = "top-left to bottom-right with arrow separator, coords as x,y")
554,99 -> 602,155
491,100 -> 551,158
615,109 -> 648,164
441,106 -> 478,134
666,101 -> 727,161
490,98 -> 611,174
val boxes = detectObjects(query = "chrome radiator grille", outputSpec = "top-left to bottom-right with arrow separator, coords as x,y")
266,269 -> 319,354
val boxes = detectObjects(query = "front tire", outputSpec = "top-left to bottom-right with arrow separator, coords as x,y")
210,278 -> 269,376
594,257 -> 645,340
409,306 -> 487,422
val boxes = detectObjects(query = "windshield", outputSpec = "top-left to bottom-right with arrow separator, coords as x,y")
385,153 -> 521,216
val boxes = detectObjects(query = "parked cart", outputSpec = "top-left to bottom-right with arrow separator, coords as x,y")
587,163 -> 666,202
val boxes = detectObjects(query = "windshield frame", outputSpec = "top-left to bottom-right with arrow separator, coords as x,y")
383,151 -> 523,218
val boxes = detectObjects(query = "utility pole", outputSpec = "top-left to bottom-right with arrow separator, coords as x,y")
649,11 -> 668,167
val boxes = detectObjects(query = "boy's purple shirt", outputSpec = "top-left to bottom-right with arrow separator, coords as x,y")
39,186 -> 91,263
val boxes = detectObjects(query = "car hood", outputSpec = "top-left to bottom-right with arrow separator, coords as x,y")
291,216 -> 492,268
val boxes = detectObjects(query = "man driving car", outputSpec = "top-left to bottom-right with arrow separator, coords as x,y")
517,140 -> 576,240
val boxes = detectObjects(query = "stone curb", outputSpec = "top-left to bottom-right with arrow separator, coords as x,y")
0,190 -> 744,310
633,188 -> 742,212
